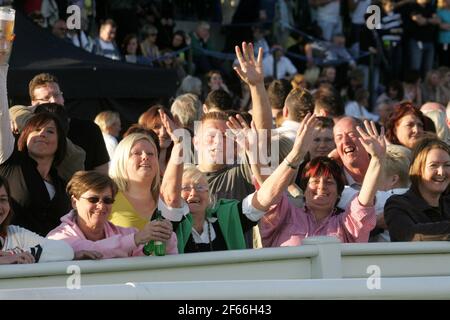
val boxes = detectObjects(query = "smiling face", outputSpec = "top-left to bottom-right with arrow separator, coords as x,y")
395,114 -> 424,149
0,186 -> 10,226
208,73 -> 223,90
26,120 -> 58,160
151,117 -> 171,149
334,118 -> 369,170
181,175 -> 210,215
126,139 -> 159,183
304,175 -> 338,215
73,187 -> 114,229
195,119 -> 228,167
32,82 -> 64,106
419,148 -> 450,195
310,128 -> 335,159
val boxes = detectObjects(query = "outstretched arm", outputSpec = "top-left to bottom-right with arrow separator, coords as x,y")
357,120 -> 386,207
234,42 -> 272,130
252,114 -> 318,211
159,109 -> 184,208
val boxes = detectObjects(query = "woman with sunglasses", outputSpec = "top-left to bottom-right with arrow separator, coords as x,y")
47,171 -> 169,258
0,175 -> 75,264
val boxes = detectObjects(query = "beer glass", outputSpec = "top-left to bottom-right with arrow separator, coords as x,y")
0,7 -> 14,64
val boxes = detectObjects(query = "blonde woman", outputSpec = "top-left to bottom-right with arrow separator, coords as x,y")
108,111 -> 188,253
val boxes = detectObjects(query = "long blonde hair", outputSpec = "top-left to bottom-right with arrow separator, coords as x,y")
109,133 -> 160,201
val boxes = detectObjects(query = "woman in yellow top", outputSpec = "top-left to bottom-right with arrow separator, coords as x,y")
109,110 -> 188,233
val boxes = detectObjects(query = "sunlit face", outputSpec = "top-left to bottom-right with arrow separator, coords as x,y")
334,118 -> 369,169
310,128 -> 335,159
26,120 -> 58,160
172,34 -> 183,48
151,118 -> 171,149
100,24 -> 116,42
304,175 -> 338,214
32,82 -> 64,106
208,73 -> 223,89
395,114 -> 424,149
181,175 -> 209,214
126,38 -> 138,54
383,2 -> 394,12
419,148 -> 450,195
73,187 -> 114,229
195,120 -> 228,166
0,186 -> 10,226
417,0 -> 429,5
126,139 -> 159,183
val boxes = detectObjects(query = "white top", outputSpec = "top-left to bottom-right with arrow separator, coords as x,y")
337,186 -> 409,242
262,54 -> 297,80
1,225 -> 74,262
0,64 -> 15,165
345,101 -> 380,122
102,133 -> 118,161
274,120 -> 300,143
351,0 -> 371,24
317,0 -> 340,23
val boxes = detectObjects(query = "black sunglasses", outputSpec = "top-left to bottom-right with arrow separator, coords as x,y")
80,196 -> 114,205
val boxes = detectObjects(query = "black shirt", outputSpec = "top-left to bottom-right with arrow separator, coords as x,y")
67,118 -> 110,170
385,187 -> 450,241
0,149 -> 70,236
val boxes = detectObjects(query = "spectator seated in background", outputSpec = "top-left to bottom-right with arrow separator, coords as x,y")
385,137 -> 450,241
0,176 -> 75,264
307,34 -> 356,68
47,171 -> 177,258
420,102 -> 450,145
345,88 -> 380,122
262,45 -> 298,80
140,24 -> 160,64
121,33 -> 150,65
93,19 -> 121,61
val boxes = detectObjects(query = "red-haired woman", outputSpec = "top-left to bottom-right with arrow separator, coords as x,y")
248,115 -> 383,247
385,102 -> 434,149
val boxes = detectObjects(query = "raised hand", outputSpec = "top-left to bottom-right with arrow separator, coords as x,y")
234,42 -> 264,86
159,109 -> 181,144
356,120 -> 386,159
226,115 -> 258,163
292,113 -> 319,159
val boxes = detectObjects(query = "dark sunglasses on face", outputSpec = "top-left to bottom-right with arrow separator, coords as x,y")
80,196 -> 114,205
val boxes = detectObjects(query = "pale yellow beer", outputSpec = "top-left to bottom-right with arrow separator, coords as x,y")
0,7 -> 15,40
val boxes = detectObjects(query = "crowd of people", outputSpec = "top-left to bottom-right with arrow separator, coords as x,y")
1,1 -> 450,265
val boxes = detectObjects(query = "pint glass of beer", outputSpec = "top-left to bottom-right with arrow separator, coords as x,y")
0,7 -> 14,40
0,7 -> 14,64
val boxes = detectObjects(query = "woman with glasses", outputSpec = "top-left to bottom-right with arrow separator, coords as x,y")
171,164 -> 265,253
47,171 -> 168,259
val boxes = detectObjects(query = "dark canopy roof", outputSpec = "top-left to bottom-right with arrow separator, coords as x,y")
7,11 -> 177,101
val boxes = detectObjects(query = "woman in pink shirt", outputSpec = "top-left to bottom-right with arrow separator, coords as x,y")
248,114 -> 383,247
47,171 -> 177,258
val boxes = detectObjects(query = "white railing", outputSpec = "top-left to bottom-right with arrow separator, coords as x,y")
1,236 -> 450,299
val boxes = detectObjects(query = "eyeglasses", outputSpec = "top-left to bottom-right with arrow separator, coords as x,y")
80,196 -> 114,205
181,185 -> 209,192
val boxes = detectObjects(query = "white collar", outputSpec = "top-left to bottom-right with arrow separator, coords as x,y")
191,218 -> 217,244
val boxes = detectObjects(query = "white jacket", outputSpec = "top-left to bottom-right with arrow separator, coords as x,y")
2,225 -> 74,262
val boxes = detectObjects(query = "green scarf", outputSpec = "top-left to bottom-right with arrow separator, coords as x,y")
176,199 -> 246,253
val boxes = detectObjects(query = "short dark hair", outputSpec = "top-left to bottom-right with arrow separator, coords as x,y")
314,84 -> 345,117
29,73 -> 59,101
284,88 -> 315,122
268,79 -> 292,110
17,112 -> 67,166
34,103 -> 69,134
204,89 -> 233,111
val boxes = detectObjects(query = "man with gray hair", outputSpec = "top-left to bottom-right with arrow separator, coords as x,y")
170,93 -> 202,132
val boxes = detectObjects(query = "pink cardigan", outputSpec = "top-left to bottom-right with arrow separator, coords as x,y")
260,193 -> 376,247
47,210 -> 178,258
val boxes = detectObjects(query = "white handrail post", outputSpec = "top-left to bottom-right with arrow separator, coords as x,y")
303,236 -> 342,279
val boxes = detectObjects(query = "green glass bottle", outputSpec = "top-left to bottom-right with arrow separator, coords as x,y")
143,209 -> 166,256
